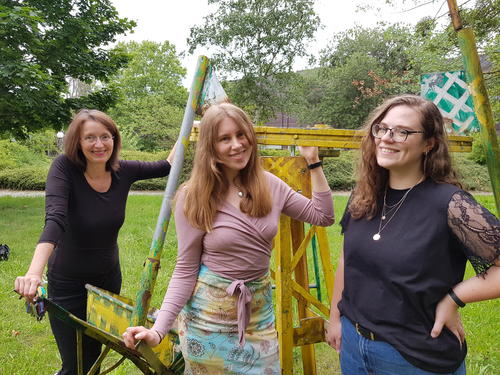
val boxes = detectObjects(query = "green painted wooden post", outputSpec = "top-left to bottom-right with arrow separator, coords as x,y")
130,56 -> 210,326
446,0 -> 500,215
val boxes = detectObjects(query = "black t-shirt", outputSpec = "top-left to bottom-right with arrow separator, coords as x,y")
39,154 -> 170,279
339,179 -> 499,373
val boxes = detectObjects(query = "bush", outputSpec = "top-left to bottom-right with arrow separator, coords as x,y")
259,147 -> 290,157
0,140 -> 51,171
122,145 -> 195,189
19,129 -> 60,158
468,132 -> 488,165
452,153 -> 492,191
0,165 -> 48,190
121,149 -> 169,162
323,150 -> 357,190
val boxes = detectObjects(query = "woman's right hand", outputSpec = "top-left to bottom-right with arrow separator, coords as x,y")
14,273 -> 42,300
123,326 -> 161,349
325,318 -> 342,353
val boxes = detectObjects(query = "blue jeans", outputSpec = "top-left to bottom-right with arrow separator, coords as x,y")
340,316 -> 466,375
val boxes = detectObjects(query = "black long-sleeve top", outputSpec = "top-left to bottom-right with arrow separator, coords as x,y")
39,154 -> 170,279
339,179 -> 499,373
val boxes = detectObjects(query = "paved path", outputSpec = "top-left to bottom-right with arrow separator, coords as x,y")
1,190 -> 493,198
0,189 -> 353,197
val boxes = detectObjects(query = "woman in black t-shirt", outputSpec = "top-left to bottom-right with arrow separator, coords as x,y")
14,109 -> 174,375
325,95 -> 499,375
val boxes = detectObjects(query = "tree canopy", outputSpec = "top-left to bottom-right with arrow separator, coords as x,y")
188,0 -> 320,122
107,41 -> 188,152
0,0 -> 135,136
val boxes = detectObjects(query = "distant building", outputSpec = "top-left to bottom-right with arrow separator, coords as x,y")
264,113 -> 307,128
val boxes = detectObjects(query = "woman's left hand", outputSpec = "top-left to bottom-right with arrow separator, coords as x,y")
166,141 -> 178,165
122,326 -> 161,349
431,294 -> 465,345
298,146 -> 320,165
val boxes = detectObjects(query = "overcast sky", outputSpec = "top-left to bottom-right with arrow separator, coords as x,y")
110,0 -> 447,86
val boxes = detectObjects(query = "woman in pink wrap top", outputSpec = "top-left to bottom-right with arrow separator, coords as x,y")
124,103 -> 334,373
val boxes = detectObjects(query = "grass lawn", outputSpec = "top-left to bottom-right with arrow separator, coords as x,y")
0,194 -> 498,374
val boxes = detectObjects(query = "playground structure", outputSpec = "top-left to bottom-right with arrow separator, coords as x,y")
25,2 -> 499,371
34,56 -> 477,375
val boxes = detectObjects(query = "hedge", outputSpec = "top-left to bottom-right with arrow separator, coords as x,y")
0,148 -> 492,192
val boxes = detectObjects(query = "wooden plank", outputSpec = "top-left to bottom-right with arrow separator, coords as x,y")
291,218 -> 317,375
290,226 -> 316,271
294,317 -> 326,346
292,280 -> 330,317
190,126 -> 472,152
275,215 -> 294,375
316,227 -> 335,303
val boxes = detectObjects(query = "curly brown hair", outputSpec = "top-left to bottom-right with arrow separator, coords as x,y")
349,95 -> 461,219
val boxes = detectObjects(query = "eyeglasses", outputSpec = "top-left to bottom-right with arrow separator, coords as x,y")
81,135 -> 114,144
371,124 -> 425,142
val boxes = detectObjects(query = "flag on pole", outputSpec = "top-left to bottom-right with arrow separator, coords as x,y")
420,71 -> 479,134
196,64 -> 228,115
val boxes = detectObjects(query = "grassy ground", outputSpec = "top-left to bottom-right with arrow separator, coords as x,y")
0,195 -> 498,374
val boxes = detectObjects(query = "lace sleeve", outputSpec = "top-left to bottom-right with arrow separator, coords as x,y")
447,191 -> 500,276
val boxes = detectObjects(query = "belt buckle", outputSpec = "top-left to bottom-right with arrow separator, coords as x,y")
355,322 -> 375,340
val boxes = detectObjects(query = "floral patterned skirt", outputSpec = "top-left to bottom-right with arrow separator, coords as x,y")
177,264 -> 280,375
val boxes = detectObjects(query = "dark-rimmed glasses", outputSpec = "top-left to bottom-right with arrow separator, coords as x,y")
371,124 -> 424,142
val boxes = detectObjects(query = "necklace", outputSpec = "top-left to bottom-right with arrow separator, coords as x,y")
373,177 -> 423,241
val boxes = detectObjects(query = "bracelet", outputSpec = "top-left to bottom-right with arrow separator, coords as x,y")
154,330 -> 164,343
307,161 -> 323,170
448,289 -> 465,308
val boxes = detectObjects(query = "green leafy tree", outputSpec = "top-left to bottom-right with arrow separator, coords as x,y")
107,41 -> 188,151
188,0 -> 320,121
315,24 -> 421,128
0,0 -> 135,136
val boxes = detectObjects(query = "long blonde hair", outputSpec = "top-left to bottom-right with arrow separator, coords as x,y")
349,95 -> 461,220
182,103 -> 272,231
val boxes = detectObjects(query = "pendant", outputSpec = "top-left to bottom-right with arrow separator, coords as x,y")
373,233 -> 381,241
237,191 -> 244,198
381,215 -> 386,220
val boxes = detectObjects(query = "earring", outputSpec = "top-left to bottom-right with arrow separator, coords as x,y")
423,150 -> 428,176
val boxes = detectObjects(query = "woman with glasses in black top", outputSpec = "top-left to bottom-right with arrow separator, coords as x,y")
325,95 -> 499,375
15,109 -> 174,375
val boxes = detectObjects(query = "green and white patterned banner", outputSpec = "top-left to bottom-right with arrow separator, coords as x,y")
420,71 -> 479,134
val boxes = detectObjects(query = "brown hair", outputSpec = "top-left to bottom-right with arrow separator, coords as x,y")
349,94 -> 461,219
182,103 -> 272,231
64,109 -> 122,171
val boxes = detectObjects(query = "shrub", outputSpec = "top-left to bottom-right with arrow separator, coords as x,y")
468,132 -> 488,165
452,153 -> 491,191
121,149 -> 169,162
0,165 -> 48,190
0,140 -> 51,171
19,129 -> 60,158
122,145 -> 195,189
323,150 -> 357,190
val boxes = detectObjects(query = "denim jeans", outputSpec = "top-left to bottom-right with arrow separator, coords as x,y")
340,316 -> 466,375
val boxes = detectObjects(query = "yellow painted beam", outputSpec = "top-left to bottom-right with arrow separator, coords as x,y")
291,218 -> 318,375
290,226 -> 316,271
274,215 -> 294,375
294,317 -> 327,346
316,227 -> 335,303
292,280 -> 331,317
190,126 -> 472,152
